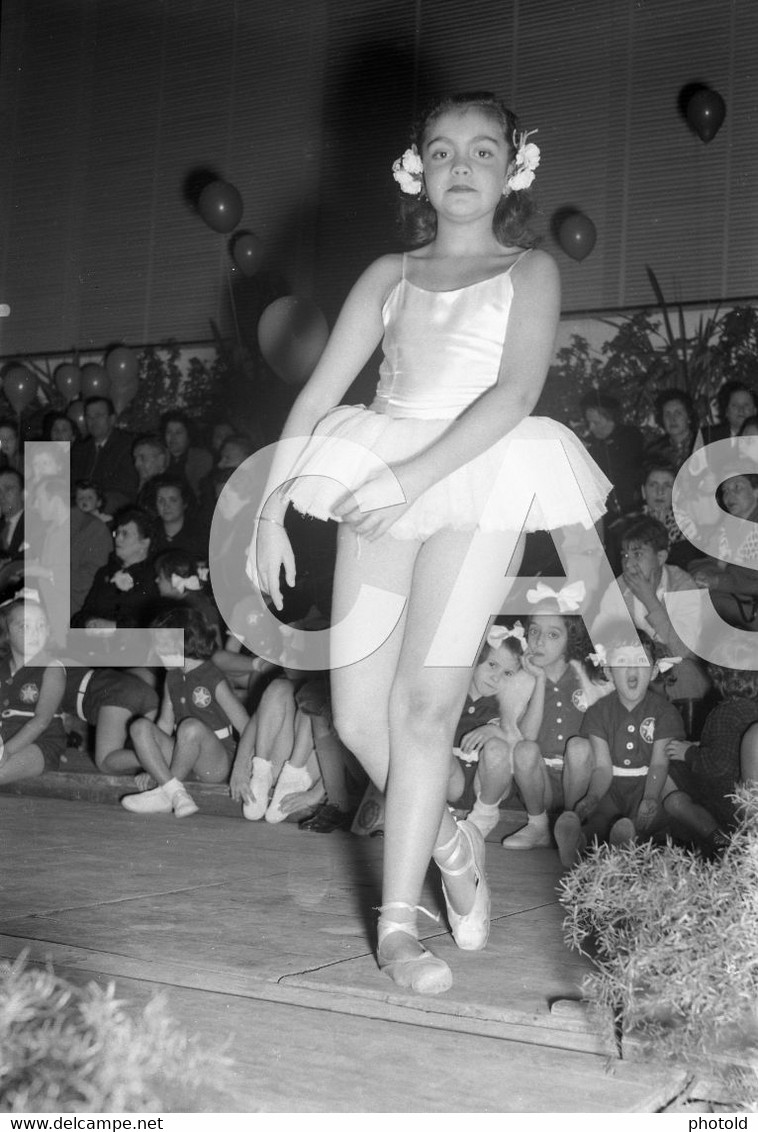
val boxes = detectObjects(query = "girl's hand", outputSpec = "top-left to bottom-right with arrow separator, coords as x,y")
665,738 -> 691,762
521,652 -> 545,680
574,796 -> 595,823
636,799 -> 658,832
279,781 -> 325,816
333,464 -> 416,541
229,759 -> 254,805
460,724 -> 499,753
246,521 -> 296,612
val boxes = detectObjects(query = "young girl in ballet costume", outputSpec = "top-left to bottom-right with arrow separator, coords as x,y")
251,92 -> 611,995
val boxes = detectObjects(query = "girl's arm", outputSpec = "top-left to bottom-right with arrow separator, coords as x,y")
337,251 -> 561,538
516,668 -> 546,741
214,678 -> 251,735
1,664 -> 65,760
574,735 -> 613,821
637,738 -> 670,831
155,683 -> 175,736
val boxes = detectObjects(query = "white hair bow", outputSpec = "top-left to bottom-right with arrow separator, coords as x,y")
525,580 -> 586,613
587,644 -> 607,666
657,656 -> 682,673
487,622 -> 527,652
171,573 -> 201,595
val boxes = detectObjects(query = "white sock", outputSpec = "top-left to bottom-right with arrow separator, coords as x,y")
467,797 -> 501,836
162,777 -> 185,799
527,810 -> 548,829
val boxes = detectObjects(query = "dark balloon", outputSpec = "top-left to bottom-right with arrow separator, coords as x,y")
231,231 -> 263,276
258,296 -> 330,385
198,180 -> 244,234
3,365 -> 38,413
686,88 -> 726,143
105,345 -> 139,384
558,213 -> 597,261
68,400 -> 87,435
54,362 -> 81,402
80,363 -> 111,399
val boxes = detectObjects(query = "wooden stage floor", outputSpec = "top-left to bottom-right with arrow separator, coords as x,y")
0,794 -> 687,1113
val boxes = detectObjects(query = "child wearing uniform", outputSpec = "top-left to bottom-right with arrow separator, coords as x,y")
501,583 -> 611,850
554,627 -> 724,865
0,596 -> 66,785
447,623 -> 535,837
61,666 -> 159,775
121,606 -> 249,817
250,92 -> 611,995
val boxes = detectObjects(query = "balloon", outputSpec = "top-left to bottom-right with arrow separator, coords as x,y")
54,362 -> 81,402
111,372 -> 140,415
686,88 -> 726,143
105,345 -> 139,383
198,180 -> 243,234
231,231 -> 263,276
80,363 -> 110,400
558,213 -> 597,261
258,296 -> 330,386
3,365 -> 38,413
67,400 -> 87,435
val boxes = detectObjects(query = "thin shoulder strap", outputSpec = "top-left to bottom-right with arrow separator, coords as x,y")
401,252 -> 407,280
506,248 -> 532,275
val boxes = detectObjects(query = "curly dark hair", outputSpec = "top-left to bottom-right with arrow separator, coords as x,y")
151,604 -> 217,660
654,388 -> 700,436
525,610 -> 594,666
717,380 -> 758,424
396,91 -> 537,249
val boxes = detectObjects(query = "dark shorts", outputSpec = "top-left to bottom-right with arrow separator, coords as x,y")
78,669 -> 159,723
1,715 -> 66,771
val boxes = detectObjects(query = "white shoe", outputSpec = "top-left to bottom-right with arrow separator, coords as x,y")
265,761 -> 312,823
122,785 -> 172,814
168,782 -> 199,818
554,811 -> 586,869
242,757 -> 273,821
436,820 -> 491,951
501,816 -> 551,849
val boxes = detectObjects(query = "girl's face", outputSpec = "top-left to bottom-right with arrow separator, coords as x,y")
156,486 -> 186,524
661,399 -> 690,441
421,107 -> 511,222
156,572 -> 182,597
584,407 -> 614,441
76,487 -> 100,514
722,475 -> 758,519
526,615 -> 569,669
8,604 -> 49,659
152,628 -> 184,667
605,646 -> 655,706
643,470 -> 674,512
726,390 -> 756,432
50,418 -> 76,442
0,427 -> 18,458
32,452 -> 60,478
471,645 -> 519,698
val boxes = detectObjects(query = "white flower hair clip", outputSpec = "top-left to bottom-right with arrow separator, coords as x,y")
526,580 -> 585,613
392,146 -> 424,195
488,622 -> 527,652
506,129 -> 540,192
587,644 -> 608,667
197,565 -> 209,583
171,573 -> 201,595
110,570 -> 134,592
657,656 -> 683,674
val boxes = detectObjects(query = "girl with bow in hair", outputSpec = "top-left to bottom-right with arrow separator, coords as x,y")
447,622 -> 537,837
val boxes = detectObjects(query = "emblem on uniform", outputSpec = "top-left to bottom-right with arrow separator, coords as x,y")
19,683 -> 39,704
572,689 -> 587,712
192,686 -> 211,709
639,717 -> 656,744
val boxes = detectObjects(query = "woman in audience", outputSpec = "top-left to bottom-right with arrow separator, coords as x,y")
161,411 -> 213,499
0,419 -> 22,474
580,391 -> 643,515
703,381 -> 758,446
150,476 -> 209,562
73,506 -> 157,628
688,471 -> 758,629
42,411 -> 81,443
644,390 -> 702,471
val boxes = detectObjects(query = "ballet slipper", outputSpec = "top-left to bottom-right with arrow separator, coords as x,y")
376,902 -> 452,995
435,820 -> 491,951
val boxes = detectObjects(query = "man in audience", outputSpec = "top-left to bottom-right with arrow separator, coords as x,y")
132,434 -> 171,513
71,397 -> 138,513
0,468 -> 26,600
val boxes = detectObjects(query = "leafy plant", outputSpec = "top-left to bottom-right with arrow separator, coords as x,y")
558,783 -> 758,1109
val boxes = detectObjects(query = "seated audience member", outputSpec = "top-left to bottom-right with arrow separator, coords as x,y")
230,672 -> 323,824
210,420 -> 236,455
75,479 -> 112,526
150,476 -> 209,562
606,462 -> 701,574
739,415 -> 758,441
132,433 -> 170,513
42,411 -> 81,444
198,432 -> 256,521
553,629 -> 722,867
121,606 -> 249,818
644,389 -> 702,471
153,549 -> 222,644
0,418 -> 23,473
70,397 -> 138,513
702,380 -> 758,447
26,476 -> 112,647
61,666 -> 159,775
73,507 -> 157,628
0,596 -> 66,785
0,468 -> 27,600
666,650 -> 758,836
162,412 -> 213,500
688,472 -> 758,630
580,392 -> 644,515
593,516 -> 710,722
294,678 -> 367,833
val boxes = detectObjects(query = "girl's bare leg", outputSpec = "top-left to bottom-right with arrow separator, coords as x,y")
94,706 -> 143,774
171,717 -> 230,783
0,745 -> 45,784
129,719 -> 176,785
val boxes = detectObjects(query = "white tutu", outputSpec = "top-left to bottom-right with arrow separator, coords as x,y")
284,405 -> 612,541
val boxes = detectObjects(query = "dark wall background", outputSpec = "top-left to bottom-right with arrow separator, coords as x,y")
1,0 -> 756,367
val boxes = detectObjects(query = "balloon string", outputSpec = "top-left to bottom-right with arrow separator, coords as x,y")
225,263 -> 242,346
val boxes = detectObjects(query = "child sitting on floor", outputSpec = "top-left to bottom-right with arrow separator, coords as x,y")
447,623 -> 536,837
121,606 -> 249,818
0,594 -> 66,785
553,626 -> 727,867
